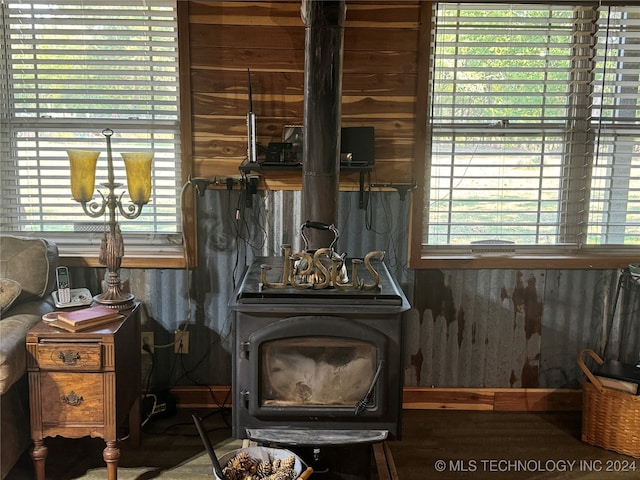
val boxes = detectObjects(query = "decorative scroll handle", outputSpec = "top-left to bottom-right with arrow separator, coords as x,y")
61,391 -> 83,407
300,221 -> 339,252
58,350 -> 81,366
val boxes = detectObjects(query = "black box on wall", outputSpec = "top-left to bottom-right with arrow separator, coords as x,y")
341,126 -> 375,166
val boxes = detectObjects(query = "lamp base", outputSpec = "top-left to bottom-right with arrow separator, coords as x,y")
94,291 -> 135,310
95,271 -> 135,310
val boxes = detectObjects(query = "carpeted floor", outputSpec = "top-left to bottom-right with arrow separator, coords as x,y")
6,409 -> 639,479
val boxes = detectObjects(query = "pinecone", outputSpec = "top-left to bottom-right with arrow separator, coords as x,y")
271,458 -> 281,471
237,452 -> 255,469
232,452 -> 256,471
224,451 -> 257,480
278,455 -> 295,471
283,468 -> 297,480
256,460 -> 272,477
261,470 -> 295,480
222,465 -> 240,480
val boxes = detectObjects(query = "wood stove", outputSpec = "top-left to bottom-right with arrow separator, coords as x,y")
229,3 -> 410,476
229,256 -> 409,447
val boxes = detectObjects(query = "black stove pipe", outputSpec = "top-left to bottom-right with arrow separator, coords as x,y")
301,0 -> 346,250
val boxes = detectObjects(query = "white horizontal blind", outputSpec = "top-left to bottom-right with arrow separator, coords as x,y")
425,3 -> 640,249
588,7 -> 640,245
0,0 -> 181,243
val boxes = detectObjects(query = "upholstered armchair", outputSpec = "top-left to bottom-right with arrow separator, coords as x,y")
0,235 -> 58,478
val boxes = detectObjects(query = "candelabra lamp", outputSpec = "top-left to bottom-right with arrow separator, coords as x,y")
67,128 -> 153,309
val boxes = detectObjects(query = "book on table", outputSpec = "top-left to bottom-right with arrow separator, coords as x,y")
51,305 -> 123,332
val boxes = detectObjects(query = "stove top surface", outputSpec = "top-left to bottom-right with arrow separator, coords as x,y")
230,256 -> 409,310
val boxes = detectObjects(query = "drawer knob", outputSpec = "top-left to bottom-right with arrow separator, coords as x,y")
58,350 -> 81,366
61,391 -> 83,407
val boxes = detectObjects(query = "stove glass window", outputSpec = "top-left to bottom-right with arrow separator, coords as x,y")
261,337 -> 377,407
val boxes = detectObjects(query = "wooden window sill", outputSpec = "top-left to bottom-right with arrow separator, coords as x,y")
409,254 -> 638,270
60,248 -> 188,270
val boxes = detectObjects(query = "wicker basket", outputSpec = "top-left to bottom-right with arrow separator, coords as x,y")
578,349 -> 640,458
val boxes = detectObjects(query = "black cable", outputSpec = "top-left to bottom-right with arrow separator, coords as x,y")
141,344 -> 158,429
225,188 -> 241,290
143,344 -> 155,394
171,345 -> 232,429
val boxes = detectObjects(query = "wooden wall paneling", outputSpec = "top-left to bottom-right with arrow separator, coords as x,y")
178,0 -> 198,267
343,50 -> 418,75
342,2 -> 420,28
191,92 -> 303,118
189,25 -> 305,52
408,1 -> 432,265
187,1 -> 421,189
189,1 -> 305,27
189,1 -> 304,182
191,117 -> 416,177
341,4 -> 419,189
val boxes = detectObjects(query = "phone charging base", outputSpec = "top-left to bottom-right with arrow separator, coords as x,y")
52,288 -> 93,308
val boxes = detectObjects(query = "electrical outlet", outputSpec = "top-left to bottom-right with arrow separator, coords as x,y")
174,330 -> 189,354
141,331 -> 154,353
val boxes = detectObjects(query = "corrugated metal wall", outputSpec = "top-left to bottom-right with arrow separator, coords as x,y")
406,268 -> 639,389
87,189 -> 637,389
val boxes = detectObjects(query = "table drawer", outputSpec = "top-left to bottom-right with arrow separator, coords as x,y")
36,343 -> 102,370
40,372 -> 104,424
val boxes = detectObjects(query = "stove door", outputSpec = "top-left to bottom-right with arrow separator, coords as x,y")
245,316 -> 388,419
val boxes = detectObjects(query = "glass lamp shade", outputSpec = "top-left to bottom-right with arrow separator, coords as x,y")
121,152 -> 153,204
67,150 -> 100,202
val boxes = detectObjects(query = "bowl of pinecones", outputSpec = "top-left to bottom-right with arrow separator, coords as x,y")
216,447 -> 308,480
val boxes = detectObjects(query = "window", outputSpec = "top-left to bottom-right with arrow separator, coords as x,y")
0,0 -> 183,266
416,2 -> 639,267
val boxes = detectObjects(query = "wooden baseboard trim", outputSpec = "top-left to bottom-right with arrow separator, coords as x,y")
170,386 -> 582,412
402,387 -> 582,411
171,386 -> 232,408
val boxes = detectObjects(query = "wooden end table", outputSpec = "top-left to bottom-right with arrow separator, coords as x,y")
26,303 -> 141,480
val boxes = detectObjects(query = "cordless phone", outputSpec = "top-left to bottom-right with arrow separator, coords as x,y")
56,266 -> 71,304
51,268 -> 92,308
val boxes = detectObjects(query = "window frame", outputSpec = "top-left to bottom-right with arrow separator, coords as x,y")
409,1 -> 640,269
0,0 -> 196,269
